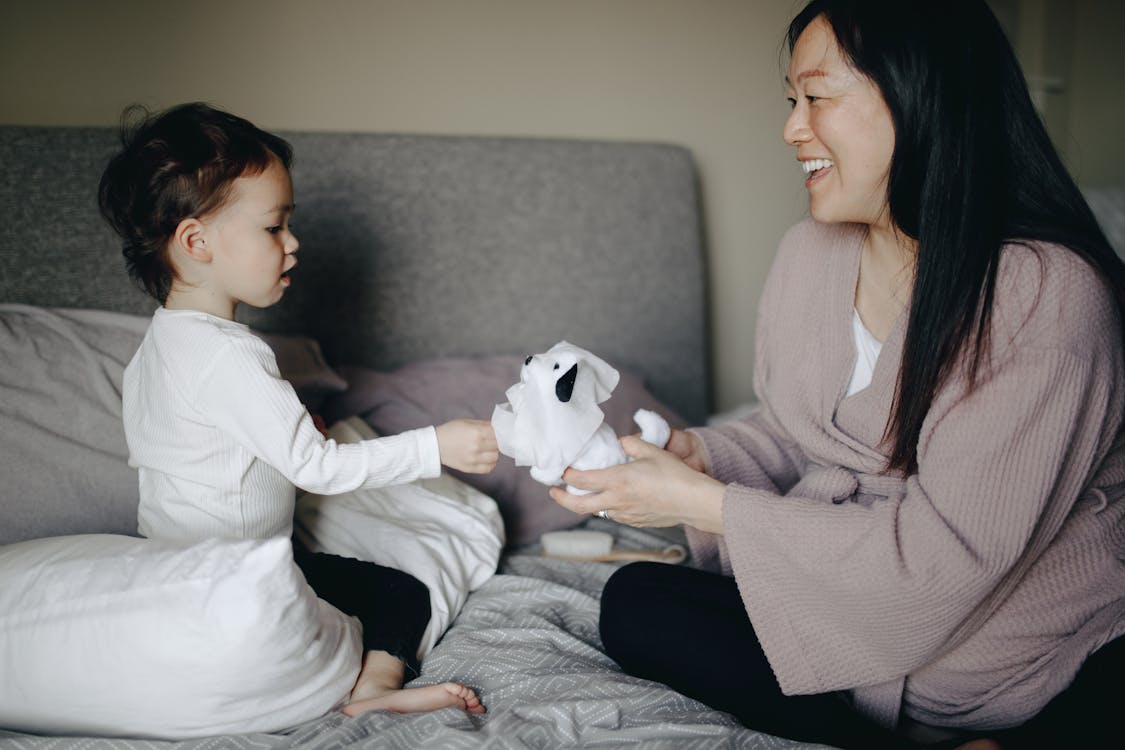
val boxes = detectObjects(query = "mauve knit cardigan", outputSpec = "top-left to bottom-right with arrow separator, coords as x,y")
686,219 -> 1125,730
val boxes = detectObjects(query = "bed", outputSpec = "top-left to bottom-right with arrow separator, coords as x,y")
0,124 -> 831,748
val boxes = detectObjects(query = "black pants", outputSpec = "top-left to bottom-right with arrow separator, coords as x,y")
292,539 -> 431,677
599,561 -> 1123,750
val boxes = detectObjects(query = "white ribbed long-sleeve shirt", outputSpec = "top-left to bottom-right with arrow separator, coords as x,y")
122,308 -> 441,543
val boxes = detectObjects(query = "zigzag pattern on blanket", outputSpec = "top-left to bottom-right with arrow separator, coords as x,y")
0,529 -> 814,749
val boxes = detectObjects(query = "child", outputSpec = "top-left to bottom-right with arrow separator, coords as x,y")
98,102 -> 496,718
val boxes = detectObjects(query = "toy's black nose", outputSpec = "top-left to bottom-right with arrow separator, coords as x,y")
525,355 -> 533,366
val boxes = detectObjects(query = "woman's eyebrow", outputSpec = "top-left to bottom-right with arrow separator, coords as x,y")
785,69 -> 828,86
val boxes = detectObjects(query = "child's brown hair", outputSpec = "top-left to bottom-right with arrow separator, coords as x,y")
98,103 -> 293,303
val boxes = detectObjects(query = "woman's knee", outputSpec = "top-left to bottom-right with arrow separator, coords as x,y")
601,562 -> 668,619
600,562 -> 688,659
601,563 -> 654,666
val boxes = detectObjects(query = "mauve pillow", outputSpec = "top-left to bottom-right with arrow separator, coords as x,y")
321,356 -> 686,546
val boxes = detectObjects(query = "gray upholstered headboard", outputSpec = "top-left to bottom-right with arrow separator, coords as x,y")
0,126 -> 710,422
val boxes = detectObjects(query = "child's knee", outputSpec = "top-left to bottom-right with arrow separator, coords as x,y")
391,570 -> 431,623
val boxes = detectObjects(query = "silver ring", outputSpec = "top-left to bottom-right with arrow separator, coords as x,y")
597,510 -> 610,520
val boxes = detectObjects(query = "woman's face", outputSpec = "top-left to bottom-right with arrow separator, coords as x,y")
783,15 -> 896,228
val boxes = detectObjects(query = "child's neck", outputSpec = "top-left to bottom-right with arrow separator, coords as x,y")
164,286 -> 237,320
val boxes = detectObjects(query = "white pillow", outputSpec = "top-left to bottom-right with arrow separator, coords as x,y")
0,534 -> 361,739
295,417 -> 504,658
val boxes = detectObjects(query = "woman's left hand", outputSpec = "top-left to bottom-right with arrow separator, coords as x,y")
548,435 -> 725,533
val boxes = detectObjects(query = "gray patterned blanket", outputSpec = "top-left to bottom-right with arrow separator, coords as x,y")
0,523 -> 829,750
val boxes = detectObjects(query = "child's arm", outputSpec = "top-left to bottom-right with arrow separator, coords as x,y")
198,335 -> 442,494
435,419 -> 499,474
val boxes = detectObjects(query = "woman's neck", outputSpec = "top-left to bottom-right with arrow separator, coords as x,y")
865,220 -> 917,273
854,222 -> 917,341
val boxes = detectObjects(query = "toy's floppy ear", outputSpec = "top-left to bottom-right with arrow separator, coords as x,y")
583,355 -> 618,404
491,401 -> 531,465
503,380 -> 526,412
555,363 -> 578,402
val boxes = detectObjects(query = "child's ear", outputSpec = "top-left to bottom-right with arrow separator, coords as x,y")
172,218 -> 210,262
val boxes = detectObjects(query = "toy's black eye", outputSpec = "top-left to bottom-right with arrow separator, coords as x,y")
525,356 -> 533,365
553,363 -> 559,370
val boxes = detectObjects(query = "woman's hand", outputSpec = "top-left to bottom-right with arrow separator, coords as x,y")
664,428 -> 710,474
435,419 -> 500,474
548,435 -> 725,533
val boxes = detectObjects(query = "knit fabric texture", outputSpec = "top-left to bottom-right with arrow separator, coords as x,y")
687,219 -> 1125,731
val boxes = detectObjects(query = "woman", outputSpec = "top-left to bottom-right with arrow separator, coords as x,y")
548,1 -> 1125,748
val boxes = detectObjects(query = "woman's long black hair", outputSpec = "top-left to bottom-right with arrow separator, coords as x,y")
787,0 -> 1125,475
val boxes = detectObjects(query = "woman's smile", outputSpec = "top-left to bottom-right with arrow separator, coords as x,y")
801,158 -> 835,187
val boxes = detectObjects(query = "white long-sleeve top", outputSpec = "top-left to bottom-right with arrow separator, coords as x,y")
122,308 -> 441,543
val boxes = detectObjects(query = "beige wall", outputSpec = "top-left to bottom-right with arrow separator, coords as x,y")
2,0 -> 1121,413
1066,0 -> 1125,186
0,0 -> 806,413
988,0 -> 1125,187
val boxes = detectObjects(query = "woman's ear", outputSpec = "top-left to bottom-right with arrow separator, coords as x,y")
171,217 -> 210,263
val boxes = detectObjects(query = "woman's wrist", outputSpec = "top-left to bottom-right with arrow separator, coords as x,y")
683,477 -> 725,535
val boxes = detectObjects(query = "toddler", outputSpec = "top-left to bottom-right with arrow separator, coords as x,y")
98,102 -> 496,717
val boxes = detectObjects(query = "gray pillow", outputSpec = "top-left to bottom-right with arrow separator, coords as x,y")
320,356 -> 687,546
0,304 -> 347,545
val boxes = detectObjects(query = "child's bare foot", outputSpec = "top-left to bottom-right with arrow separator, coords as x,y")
340,649 -> 485,718
342,681 -> 485,717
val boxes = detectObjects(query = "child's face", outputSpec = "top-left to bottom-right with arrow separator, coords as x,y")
201,159 -> 298,313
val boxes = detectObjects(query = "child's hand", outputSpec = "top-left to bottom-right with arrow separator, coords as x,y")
435,419 -> 499,474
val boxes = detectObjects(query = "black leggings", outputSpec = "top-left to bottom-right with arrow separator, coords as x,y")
599,561 -> 1123,749
292,539 -> 431,677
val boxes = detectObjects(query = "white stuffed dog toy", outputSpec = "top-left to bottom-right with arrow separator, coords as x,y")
491,341 -> 670,495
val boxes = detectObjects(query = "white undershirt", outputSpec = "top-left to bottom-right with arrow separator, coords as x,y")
846,308 -> 884,397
